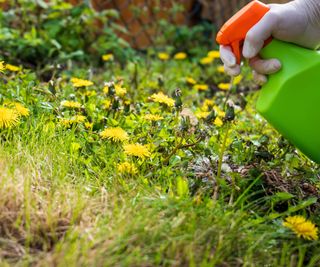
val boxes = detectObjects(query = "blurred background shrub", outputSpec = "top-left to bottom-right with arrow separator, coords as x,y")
0,0 -> 289,68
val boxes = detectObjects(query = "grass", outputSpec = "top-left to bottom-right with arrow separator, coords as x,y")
0,51 -> 320,266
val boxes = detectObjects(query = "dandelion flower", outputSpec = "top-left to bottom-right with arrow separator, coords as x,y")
208,50 -> 220,59
214,105 -> 226,117
200,57 -> 214,65
150,92 -> 175,107
59,118 -> 72,127
85,122 -> 93,130
102,99 -> 111,109
83,90 -> 96,97
102,53 -> 114,62
71,77 -> 93,87
11,102 -> 30,117
218,83 -> 231,91
158,52 -> 170,61
202,99 -> 214,111
195,111 -> 210,119
123,144 -> 151,159
186,77 -> 197,85
217,66 -> 225,73
103,84 -> 127,97
214,117 -> 223,127
60,116 -> 86,126
144,114 -> 164,121
114,85 -> 127,96
61,100 -> 81,109
6,64 -> 20,72
0,107 -> 19,129
71,115 -> 86,123
117,162 -> 138,175
233,75 -> 243,85
174,52 -> 187,60
283,216 -> 318,240
100,127 -> 129,142
0,61 -> 5,73
103,86 -> 109,94
193,84 -> 209,91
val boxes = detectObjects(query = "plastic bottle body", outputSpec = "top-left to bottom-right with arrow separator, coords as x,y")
257,39 -> 320,163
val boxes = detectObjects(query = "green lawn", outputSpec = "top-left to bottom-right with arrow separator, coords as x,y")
0,52 -> 320,267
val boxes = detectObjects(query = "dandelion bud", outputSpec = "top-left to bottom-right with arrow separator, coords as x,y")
174,88 -> 182,110
158,76 -> 164,87
112,97 -> 120,110
106,82 -> 116,97
48,80 -> 56,95
124,101 -> 131,113
225,100 -> 235,122
69,94 -> 76,100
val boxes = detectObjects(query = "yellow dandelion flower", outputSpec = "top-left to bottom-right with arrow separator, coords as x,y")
233,75 -> 243,85
186,77 -> 197,85
218,83 -> 231,91
202,99 -> 214,111
61,100 -> 81,109
123,143 -> 151,159
217,66 -> 225,73
213,105 -> 226,117
100,127 -> 129,142
60,116 -> 83,126
200,57 -> 214,65
103,85 -> 127,97
195,111 -> 210,119
115,85 -> 127,96
117,162 -> 138,175
193,84 -> 209,91
83,90 -> 96,97
85,122 -> 93,130
158,52 -> 170,61
208,50 -> 220,59
59,118 -> 72,127
150,92 -> 175,107
71,115 -> 86,123
0,107 -> 19,129
11,102 -> 30,117
283,216 -> 318,241
174,52 -> 187,60
0,61 -> 5,73
144,114 -> 164,121
71,77 -> 93,87
214,117 -> 223,127
102,53 -> 114,61
6,64 -> 20,72
103,86 -> 109,94
102,99 -> 111,109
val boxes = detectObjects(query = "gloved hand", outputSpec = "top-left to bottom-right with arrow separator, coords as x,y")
220,0 -> 320,84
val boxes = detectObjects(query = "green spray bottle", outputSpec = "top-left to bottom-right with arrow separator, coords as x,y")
216,0 -> 320,163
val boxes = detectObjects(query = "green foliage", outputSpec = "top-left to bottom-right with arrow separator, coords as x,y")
0,0 -> 133,67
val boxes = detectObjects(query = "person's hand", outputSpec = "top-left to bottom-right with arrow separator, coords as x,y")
220,0 -> 320,84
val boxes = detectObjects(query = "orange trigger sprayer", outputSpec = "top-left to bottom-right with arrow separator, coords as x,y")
216,0 -> 320,163
216,0 -> 270,64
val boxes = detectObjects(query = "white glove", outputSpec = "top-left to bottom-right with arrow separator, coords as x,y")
220,0 -> 320,84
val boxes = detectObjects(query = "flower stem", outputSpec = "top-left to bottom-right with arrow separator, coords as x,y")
213,122 -> 231,199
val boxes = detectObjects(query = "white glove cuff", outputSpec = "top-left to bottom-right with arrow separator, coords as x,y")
294,0 -> 320,49
296,0 -> 320,28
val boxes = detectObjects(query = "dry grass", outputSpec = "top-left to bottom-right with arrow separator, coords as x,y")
0,157 -> 95,263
